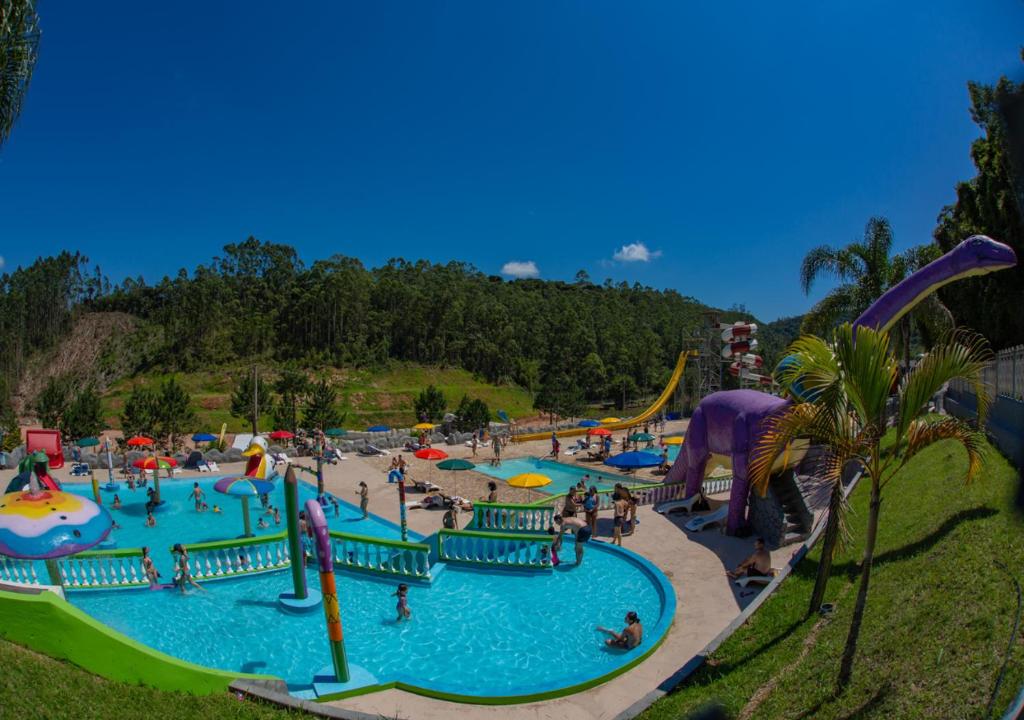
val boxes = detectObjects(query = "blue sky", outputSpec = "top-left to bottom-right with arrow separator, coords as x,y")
2,2 -> 1023,320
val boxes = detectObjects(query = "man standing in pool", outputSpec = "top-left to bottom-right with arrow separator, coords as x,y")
357,481 -> 369,518
553,513 -> 591,566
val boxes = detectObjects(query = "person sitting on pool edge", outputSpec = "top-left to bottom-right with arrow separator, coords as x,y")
727,537 -> 772,579
553,513 -> 591,565
597,611 -> 643,650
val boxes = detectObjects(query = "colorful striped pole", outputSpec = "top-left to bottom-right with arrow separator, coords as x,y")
397,473 -> 408,542
306,499 -> 349,682
283,466 -> 307,599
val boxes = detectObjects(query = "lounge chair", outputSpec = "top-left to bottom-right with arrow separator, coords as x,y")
197,460 -> 211,472
272,452 -> 290,465
684,505 -> 728,532
70,462 -> 90,477
655,492 -> 705,515
734,572 -> 775,588
411,477 -> 442,493
206,461 -> 221,472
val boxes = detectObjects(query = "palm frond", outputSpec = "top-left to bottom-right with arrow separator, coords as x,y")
799,285 -> 858,336
0,1 -> 41,148
901,417 -> 988,484
800,246 -> 864,294
834,324 -> 897,430
896,329 -> 993,439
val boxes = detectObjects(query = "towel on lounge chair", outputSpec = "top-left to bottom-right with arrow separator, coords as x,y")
734,572 -> 775,588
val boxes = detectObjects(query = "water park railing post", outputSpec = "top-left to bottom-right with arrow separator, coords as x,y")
397,474 -> 408,542
306,499 -> 350,683
278,466 -> 321,612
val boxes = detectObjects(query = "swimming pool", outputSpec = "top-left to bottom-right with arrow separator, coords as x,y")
474,458 -> 626,495
64,476 -> 407,577
68,541 -> 675,700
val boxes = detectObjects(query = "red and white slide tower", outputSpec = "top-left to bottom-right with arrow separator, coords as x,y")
719,322 -> 772,387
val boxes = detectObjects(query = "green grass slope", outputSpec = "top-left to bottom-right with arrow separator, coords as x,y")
641,438 -> 1024,720
100,363 -> 538,431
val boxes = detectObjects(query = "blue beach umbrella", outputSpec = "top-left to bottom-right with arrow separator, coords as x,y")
366,425 -> 390,433
192,432 -> 217,443
577,419 -> 600,428
604,451 -> 663,470
214,476 -> 275,537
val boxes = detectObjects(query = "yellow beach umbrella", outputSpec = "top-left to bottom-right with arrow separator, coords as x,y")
600,417 -> 621,424
506,472 -> 551,502
663,436 -> 684,445
413,422 -> 436,430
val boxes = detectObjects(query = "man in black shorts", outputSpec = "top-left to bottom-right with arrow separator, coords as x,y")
554,513 -> 591,566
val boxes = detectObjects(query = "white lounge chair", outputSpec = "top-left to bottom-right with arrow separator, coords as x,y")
272,452 -> 291,465
655,493 -> 704,515
206,461 -> 221,472
734,573 -> 775,588
684,504 -> 728,532
197,461 -> 211,472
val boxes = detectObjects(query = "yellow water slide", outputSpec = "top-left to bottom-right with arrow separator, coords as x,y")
511,350 -> 696,443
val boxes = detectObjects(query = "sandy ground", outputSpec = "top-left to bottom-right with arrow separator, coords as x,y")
47,420 -> 804,720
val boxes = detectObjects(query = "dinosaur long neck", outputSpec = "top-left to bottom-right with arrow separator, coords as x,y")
854,250 -> 977,333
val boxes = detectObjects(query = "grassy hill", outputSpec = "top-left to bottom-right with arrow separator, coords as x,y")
640,437 -> 1024,719
101,363 -> 539,432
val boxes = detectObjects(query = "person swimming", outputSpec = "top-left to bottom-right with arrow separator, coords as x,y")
144,512 -> 156,528
112,494 -> 122,509
257,517 -> 269,529
212,504 -> 221,514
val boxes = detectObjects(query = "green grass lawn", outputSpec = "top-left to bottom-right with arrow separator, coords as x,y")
100,362 -> 538,431
640,437 -> 1024,720
0,640 -> 307,720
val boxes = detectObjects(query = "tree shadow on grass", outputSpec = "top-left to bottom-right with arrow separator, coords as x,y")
792,681 -> 891,720
685,617 -> 807,678
789,507 -> 997,585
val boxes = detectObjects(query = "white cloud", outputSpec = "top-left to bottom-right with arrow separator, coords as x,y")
501,260 -> 540,279
613,242 -> 662,263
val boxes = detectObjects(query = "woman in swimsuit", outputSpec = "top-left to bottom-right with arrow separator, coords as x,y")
394,583 -> 411,621
112,494 -> 122,510
612,492 -> 627,546
171,543 -> 205,594
141,546 -> 160,587
583,486 -> 599,535
598,611 -> 643,649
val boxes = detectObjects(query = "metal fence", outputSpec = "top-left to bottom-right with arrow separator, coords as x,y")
949,345 -> 1024,401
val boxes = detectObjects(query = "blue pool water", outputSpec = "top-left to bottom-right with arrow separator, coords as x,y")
474,458 -> 627,495
64,476 -> 405,576
69,543 -> 674,698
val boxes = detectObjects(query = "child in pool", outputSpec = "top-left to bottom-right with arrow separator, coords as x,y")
257,517 -> 269,530
212,505 -> 221,514
547,526 -> 561,566
273,507 -> 281,526
145,512 -> 156,528
394,583 -> 411,621
112,494 -> 122,510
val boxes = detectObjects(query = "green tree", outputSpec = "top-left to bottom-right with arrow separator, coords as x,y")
579,352 -> 607,402
934,63 -> 1024,349
230,367 -> 273,435
0,0 -> 41,147
34,376 -> 72,429
62,386 -> 104,440
273,364 -> 309,433
800,217 -> 949,361
413,384 -> 446,423
751,324 -> 991,689
453,395 -> 491,432
156,377 -> 196,450
303,378 -> 342,431
120,385 -> 160,439
0,391 -> 19,452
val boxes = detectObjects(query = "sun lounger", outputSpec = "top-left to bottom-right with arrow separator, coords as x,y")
272,452 -> 290,465
734,573 -> 775,588
655,493 -> 704,515
412,478 -> 442,493
684,504 -> 728,532
206,461 -> 220,472
197,461 -> 211,472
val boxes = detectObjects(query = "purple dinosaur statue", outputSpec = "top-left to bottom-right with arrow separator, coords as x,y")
667,235 -> 1016,534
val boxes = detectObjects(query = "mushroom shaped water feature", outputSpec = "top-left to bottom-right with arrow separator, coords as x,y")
213,475 -> 275,538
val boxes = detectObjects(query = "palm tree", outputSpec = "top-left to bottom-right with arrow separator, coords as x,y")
751,324 -> 991,690
0,1 -> 41,147
800,217 -> 952,364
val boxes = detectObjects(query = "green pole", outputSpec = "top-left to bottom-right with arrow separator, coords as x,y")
241,496 -> 253,537
316,454 -> 325,501
283,466 -> 307,599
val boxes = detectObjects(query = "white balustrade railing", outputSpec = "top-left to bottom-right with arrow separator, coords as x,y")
58,550 -> 150,589
329,532 -> 431,579
470,503 -> 555,532
183,534 -> 291,581
438,530 -> 553,569
0,556 -> 42,586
